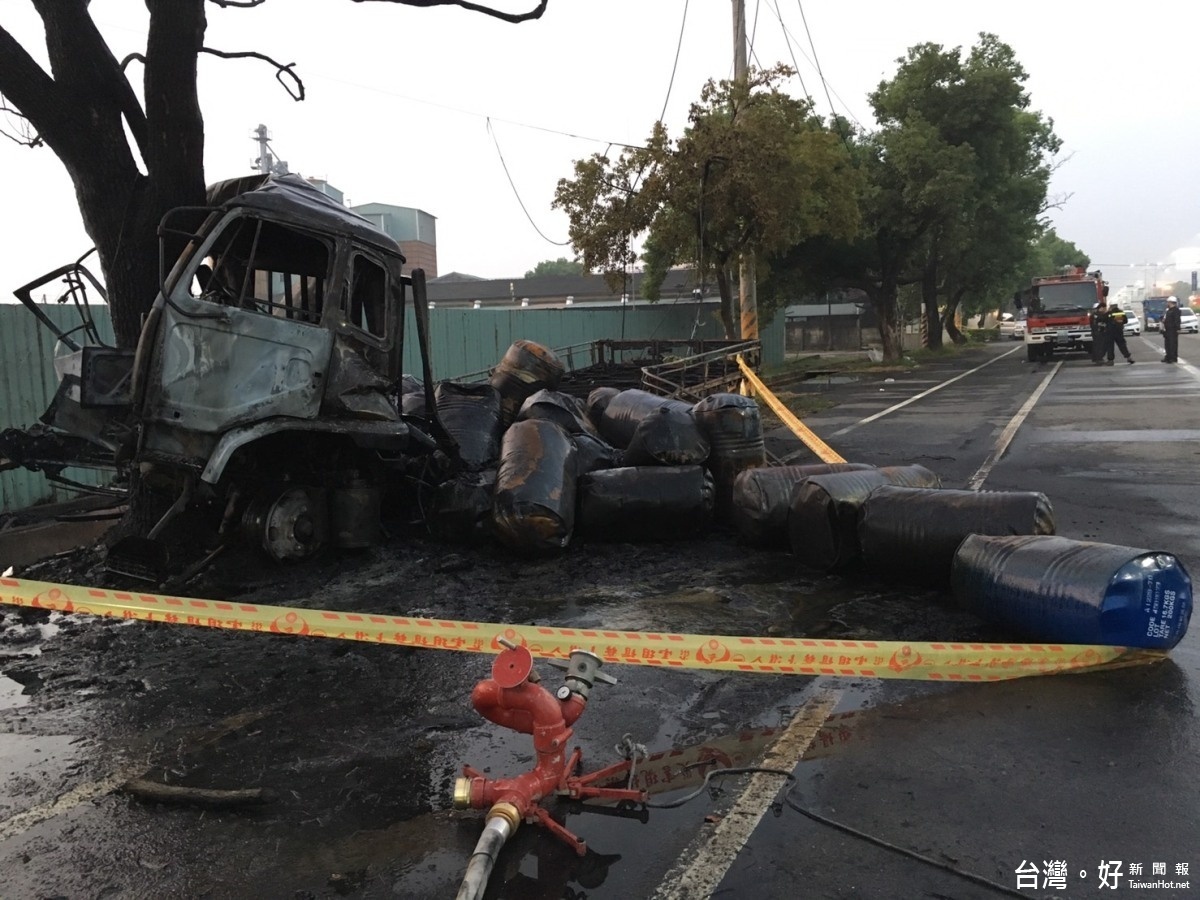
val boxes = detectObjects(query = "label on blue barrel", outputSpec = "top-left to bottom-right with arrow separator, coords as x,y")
1107,555 -> 1192,649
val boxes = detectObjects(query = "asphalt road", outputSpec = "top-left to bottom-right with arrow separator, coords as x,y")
1,333 -> 1197,900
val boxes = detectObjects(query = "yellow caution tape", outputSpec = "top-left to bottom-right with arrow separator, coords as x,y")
736,355 -> 845,464
0,576 -> 1162,681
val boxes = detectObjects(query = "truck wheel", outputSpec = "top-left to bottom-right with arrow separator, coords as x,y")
242,486 -> 327,561
1026,345 -> 1041,362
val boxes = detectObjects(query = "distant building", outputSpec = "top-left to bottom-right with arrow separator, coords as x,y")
305,179 -> 438,278
351,203 -> 437,277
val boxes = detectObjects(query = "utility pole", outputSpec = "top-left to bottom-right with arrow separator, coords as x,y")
732,0 -> 758,342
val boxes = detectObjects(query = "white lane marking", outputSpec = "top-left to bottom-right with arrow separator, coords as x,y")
965,362 -> 1062,491
651,691 -> 840,900
0,769 -> 137,843
830,346 -> 1022,437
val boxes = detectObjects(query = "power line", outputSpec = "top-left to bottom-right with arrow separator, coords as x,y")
795,0 -> 840,131
310,69 -> 647,150
767,0 -> 809,102
486,118 -> 570,247
767,0 -> 864,130
657,0 -> 691,125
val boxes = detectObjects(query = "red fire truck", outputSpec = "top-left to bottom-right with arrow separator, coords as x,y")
1014,267 -> 1108,362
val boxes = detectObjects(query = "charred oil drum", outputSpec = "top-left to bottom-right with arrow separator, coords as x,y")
731,462 -> 876,547
692,393 -> 765,520
787,465 -> 941,571
572,432 -> 624,474
434,381 -> 503,471
952,535 -> 1192,649
492,419 -> 578,554
586,387 -> 621,430
489,340 -> 565,427
598,388 -> 693,449
623,405 -> 710,467
428,470 -> 496,544
857,486 -> 1055,586
517,389 -> 597,436
577,465 -> 714,541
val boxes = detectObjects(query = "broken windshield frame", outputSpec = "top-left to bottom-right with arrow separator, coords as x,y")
12,249 -> 111,352
162,207 -> 335,328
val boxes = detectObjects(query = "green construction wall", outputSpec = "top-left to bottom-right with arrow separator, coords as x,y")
404,302 -> 783,381
0,304 -> 117,513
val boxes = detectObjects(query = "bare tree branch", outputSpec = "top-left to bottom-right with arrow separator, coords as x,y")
200,47 -> 304,100
0,100 -> 41,147
127,43 -> 304,104
349,0 -> 548,24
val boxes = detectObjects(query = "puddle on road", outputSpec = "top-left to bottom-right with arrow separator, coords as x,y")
0,617 -> 61,709
0,732 -> 86,824
0,674 -> 30,710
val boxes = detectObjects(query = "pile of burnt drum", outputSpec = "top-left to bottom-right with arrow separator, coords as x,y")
405,340 -> 1191,651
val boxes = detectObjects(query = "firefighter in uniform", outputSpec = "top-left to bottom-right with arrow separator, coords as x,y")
1090,302 -> 1112,364
1105,304 -> 1134,364
1162,296 -> 1182,363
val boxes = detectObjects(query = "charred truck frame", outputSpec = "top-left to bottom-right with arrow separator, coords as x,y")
1014,267 -> 1109,363
0,175 -> 456,577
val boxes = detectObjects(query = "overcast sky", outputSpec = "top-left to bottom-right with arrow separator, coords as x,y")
2,1 -> 1198,297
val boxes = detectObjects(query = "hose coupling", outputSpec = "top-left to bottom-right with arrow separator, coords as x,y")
452,777 -> 474,809
487,801 -> 522,834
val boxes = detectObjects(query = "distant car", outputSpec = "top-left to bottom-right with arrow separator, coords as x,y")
999,312 -> 1026,340
1123,313 -> 1141,336
1179,307 -> 1200,334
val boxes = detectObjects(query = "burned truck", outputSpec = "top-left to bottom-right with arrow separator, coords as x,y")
0,175 -> 456,576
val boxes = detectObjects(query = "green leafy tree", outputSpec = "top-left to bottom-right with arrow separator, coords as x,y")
774,122 -> 941,360
0,0 -> 547,348
524,258 -> 584,279
777,36 -> 1060,359
553,65 -> 861,338
868,34 -> 1060,348
1007,229 -> 1090,303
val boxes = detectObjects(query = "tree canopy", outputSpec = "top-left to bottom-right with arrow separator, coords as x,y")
524,257 -> 584,279
554,36 -> 1063,359
0,0 -> 547,347
553,65 -> 861,338
760,34 -> 1062,358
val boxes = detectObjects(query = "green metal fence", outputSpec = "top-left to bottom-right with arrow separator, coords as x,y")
405,301 -> 783,380
0,301 -> 782,513
0,303 -> 117,513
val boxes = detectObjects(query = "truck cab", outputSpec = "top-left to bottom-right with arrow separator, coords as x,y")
2,175 -> 454,576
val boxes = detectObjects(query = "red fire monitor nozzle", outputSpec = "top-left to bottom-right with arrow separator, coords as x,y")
452,639 -> 646,855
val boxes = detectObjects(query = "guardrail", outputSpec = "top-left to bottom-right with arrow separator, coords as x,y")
640,340 -> 761,401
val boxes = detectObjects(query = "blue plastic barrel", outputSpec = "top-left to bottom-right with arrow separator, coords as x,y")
951,534 -> 1192,649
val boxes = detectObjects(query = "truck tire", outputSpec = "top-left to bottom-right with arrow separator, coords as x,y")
1026,345 -> 1041,362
